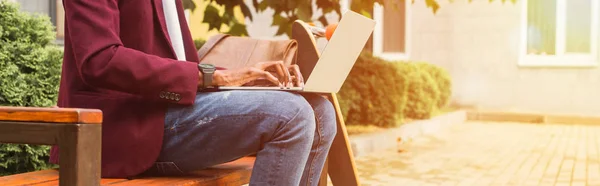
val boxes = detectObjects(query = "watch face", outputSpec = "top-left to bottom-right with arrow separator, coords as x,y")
199,63 -> 216,73
199,64 -> 215,69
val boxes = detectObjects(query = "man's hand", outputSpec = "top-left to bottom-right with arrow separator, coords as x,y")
208,61 -> 304,88
288,64 -> 304,88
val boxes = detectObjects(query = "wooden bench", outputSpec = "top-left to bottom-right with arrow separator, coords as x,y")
0,94 -> 359,186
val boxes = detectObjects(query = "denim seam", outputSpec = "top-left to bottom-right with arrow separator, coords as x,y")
268,105 -> 303,185
269,145 -> 286,185
305,113 -> 323,186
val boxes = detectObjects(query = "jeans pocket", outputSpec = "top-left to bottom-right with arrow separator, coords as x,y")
153,162 -> 185,176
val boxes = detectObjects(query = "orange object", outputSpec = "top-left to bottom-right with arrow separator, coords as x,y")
325,23 -> 338,41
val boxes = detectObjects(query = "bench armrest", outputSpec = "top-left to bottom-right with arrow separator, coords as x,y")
0,106 -> 102,186
0,106 -> 102,124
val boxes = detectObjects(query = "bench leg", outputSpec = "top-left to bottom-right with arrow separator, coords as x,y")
58,124 -> 102,186
326,93 -> 360,186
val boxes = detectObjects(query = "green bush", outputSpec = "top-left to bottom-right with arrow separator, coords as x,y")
415,62 -> 452,108
0,0 -> 63,176
337,52 -> 407,128
396,62 -> 440,119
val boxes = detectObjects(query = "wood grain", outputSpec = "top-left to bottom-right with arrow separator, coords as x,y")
31,177 -> 127,186
107,157 -> 255,186
0,170 -> 59,185
292,20 -> 321,81
0,121 -> 65,145
0,106 -> 102,124
0,158 -> 254,186
58,124 -> 102,186
326,93 -> 361,186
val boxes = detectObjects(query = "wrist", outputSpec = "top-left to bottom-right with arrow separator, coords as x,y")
198,63 -> 218,89
212,70 -> 224,86
198,71 -> 221,87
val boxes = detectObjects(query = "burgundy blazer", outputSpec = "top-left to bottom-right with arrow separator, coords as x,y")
49,0 -> 202,178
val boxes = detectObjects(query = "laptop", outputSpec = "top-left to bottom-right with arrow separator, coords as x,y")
218,11 -> 376,93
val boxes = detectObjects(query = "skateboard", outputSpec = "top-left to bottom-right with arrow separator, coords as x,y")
291,20 -> 361,186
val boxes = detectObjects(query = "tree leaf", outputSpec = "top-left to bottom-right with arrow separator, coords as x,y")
240,3 -> 253,21
318,15 -> 329,27
227,22 -> 249,36
252,0 -> 260,11
274,17 -> 291,36
258,0 -> 269,11
272,13 -> 285,27
360,9 -> 372,18
297,5 -> 312,21
182,0 -> 197,12
202,4 -> 223,31
425,0 -> 440,13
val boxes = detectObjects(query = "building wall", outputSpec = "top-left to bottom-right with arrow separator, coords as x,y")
408,0 -> 600,116
13,0 -> 49,15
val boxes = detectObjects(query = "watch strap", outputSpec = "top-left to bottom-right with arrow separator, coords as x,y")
203,71 -> 213,89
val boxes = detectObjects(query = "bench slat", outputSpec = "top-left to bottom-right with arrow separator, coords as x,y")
32,178 -> 128,185
0,157 -> 254,186
0,170 -> 59,185
0,106 -> 102,124
107,170 -> 251,186
107,157 -> 254,186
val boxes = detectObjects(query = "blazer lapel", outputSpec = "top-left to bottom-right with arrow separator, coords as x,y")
152,0 -> 177,59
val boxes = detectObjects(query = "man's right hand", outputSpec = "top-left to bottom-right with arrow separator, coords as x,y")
210,61 -> 303,88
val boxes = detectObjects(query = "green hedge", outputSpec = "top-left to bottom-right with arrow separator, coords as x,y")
0,0 -> 62,176
396,62 -> 440,119
338,52 -> 452,127
337,52 -> 407,128
415,62 -> 452,108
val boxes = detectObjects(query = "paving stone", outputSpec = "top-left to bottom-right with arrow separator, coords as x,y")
353,121 -> 600,185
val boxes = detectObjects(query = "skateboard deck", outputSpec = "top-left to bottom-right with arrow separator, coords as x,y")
291,20 -> 361,186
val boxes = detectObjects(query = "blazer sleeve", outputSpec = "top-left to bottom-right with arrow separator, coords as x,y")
63,0 -> 198,105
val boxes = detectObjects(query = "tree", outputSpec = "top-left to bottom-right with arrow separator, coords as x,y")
0,0 -> 63,175
183,0 -> 517,38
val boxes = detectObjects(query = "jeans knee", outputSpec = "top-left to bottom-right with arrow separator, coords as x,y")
277,93 -> 316,142
292,100 -> 317,139
302,94 -> 337,144
316,100 -> 337,143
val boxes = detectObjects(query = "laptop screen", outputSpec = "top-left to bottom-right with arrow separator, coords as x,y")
303,11 -> 376,93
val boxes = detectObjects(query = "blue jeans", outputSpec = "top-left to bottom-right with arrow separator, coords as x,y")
153,91 -> 337,186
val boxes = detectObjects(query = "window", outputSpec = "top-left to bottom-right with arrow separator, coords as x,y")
49,0 -> 65,41
520,0 -> 599,67
373,0 -> 410,60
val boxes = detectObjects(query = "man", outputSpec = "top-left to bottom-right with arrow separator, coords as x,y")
49,0 -> 337,185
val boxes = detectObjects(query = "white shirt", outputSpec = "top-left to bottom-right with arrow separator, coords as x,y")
162,0 -> 186,61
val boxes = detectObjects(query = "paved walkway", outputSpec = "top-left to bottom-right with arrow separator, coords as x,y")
354,121 -> 600,186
